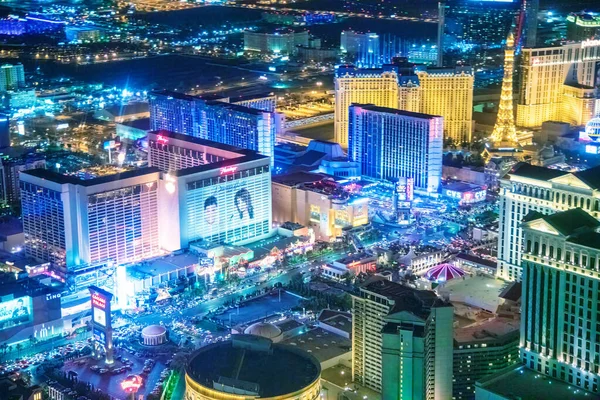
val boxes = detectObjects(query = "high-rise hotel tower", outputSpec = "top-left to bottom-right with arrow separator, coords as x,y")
520,208 -> 600,395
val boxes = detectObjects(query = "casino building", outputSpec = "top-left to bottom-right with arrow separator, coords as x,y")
20,131 -> 273,276
516,40 -> 600,129
185,335 -> 321,400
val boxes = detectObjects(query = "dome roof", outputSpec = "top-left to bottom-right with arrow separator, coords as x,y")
426,264 -> 466,282
244,322 -> 282,339
586,117 -> 600,141
142,324 -> 167,336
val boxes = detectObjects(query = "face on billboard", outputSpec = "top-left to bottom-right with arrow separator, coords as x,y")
188,168 -> 270,244
0,296 -> 32,330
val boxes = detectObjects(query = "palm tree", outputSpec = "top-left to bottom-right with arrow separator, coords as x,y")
16,343 -> 22,357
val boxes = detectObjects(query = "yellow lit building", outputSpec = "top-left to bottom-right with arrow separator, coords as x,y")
517,40 -> 600,128
560,83 -> 597,127
185,335 -> 321,400
334,65 -> 399,147
271,173 -> 369,241
417,66 -> 474,144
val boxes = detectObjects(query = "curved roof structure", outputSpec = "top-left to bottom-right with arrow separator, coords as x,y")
142,325 -> 167,336
244,322 -> 282,339
426,264 -> 466,282
186,335 -> 320,398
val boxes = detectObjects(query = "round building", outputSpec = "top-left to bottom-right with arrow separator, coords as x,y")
185,335 -> 321,400
141,325 -> 167,346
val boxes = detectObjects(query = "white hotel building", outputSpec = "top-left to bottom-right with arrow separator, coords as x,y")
496,163 -> 600,282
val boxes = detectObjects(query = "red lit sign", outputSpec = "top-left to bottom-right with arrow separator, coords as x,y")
121,375 -> 143,393
91,292 -> 107,310
220,166 -> 238,175
156,135 -> 168,144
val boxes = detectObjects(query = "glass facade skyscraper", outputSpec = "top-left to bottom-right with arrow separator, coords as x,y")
149,91 -> 200,138
348,104 -> 443,193
20,182 -> 66,268
20,168 -> 162,275
149,91 -> 276,165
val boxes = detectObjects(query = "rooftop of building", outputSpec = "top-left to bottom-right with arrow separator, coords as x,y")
499,281 -> 522,302
205,100 -> 268,116
22,166 -> 161,186
0,146 -> 45,163
360,277 -> 449,318
523,208 -> 600,238
438,275 -> 506,313
334,252 -> 376,265
454,317 -> 520,345
455,253 -> 497,269
250,27 -> 307,34
477,365 -> 594,400
128,252 -> 199,280
272,171 -> 328,186
280,327 -> 351,364
317,309 -> 352,336
148,130 -> 254,155
103,102 -> 149,117
150,89 -> 197,101
186,335 -> 320,398
0,275 -> 61,298
443,182 -> 486,192
117,117 -> 150,131
351,103 -> 441,120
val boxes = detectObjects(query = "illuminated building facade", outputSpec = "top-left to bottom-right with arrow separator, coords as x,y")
348,104 -> 443,193
149,91 -> 201,138
203,102 -> 276,166
334,65 -> 399,147
185,335 -> 321,400
520,208 -> 600,395
417,66 -> 474,144
0,63 -> 25,91
20,168 -> 162,274
517,40 -> 600,129
453,318 -> 520,400
149,90 -> 277,164
566,13 -> 600,42
243,29 -> 309,55
560,84 -> 597,127
0,149 -> 46,206
352,279 -> 453,397
496,163 -> 600,282
151,131 -> 272,249
271,174 -> 368,240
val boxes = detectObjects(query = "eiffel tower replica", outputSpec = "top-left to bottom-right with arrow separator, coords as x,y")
483,32 -> 523,162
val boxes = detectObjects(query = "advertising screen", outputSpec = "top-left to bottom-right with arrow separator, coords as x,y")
595,61 -> 600,89
187,166 -> 271,244
0,296 -> 33,330
93,307 -> 106,327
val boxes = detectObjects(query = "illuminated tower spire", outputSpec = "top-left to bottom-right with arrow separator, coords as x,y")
490,32 -> 518,145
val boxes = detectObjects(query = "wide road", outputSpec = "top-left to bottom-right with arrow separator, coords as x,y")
133,250 -> 344,327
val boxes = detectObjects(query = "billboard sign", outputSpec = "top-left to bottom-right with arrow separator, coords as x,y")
187,166 -> 271,244
0,296 -> 33,330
